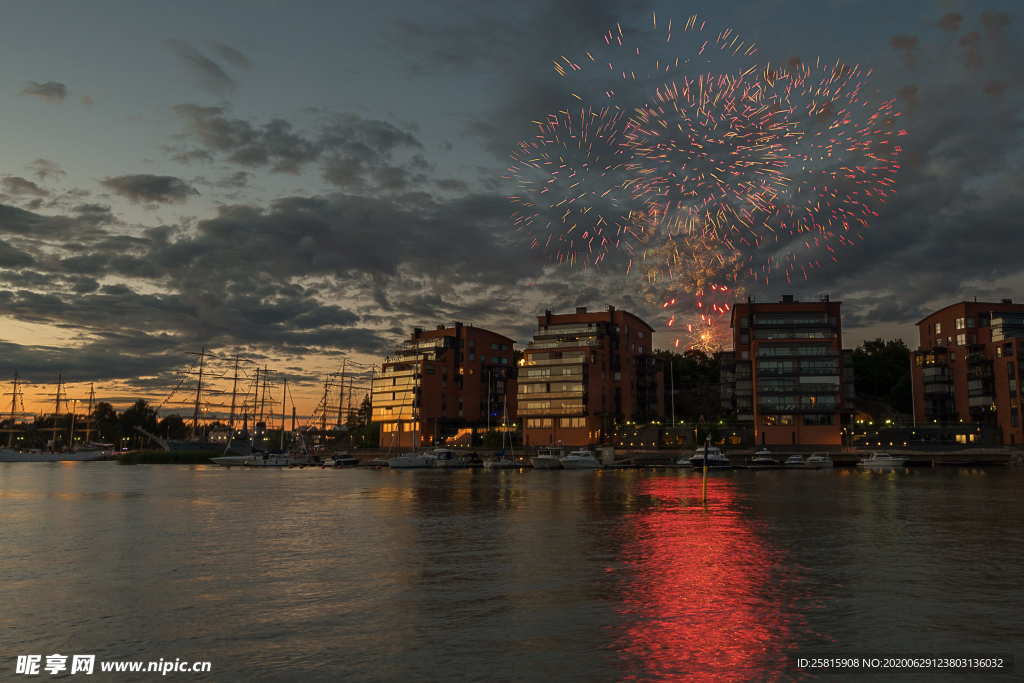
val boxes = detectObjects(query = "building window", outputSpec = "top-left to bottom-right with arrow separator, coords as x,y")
935,322 -> 942,334
956,334 -> 966,346
803,414 -> 833,425
560,417 -> 586,428
526,418 -> 553,428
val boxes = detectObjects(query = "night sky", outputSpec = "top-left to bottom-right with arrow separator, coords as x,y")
0,0 -> 1020,416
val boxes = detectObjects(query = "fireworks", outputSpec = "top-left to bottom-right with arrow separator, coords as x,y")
509,15 -> 904,350
507,107 -> 643,268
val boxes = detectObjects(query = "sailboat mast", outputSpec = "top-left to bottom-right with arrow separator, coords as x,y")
228,354 -> 240,430
8,371 -> 19,447
84,383 -> 95,443
319,374 -> 329,432
336,359 -> 347,427
54,372 -> 63,417
191,346 -> 206,439
258,366 -> 268,428
279,377 -> 287,450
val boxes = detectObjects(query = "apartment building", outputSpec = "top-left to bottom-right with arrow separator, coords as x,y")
912,299 -> 1024,445
518,306 -> 663,447
371,323 -> 516,448
720,295 -> 853,446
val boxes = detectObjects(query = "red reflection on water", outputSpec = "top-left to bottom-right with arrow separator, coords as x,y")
613,475 -> 793,681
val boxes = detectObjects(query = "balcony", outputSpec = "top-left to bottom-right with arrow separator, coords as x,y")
517,406 -> 587,416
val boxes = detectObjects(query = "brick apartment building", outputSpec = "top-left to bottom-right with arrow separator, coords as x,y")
719,295 -> 854,446
518,306 -> 664,447
912,299 -> 1024,445
371,323 -> 516,448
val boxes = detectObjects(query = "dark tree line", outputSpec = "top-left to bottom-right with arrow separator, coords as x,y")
850,338 -> 913,416
655,349 -> 721,423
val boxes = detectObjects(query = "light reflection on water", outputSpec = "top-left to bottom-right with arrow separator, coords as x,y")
0,463 -> 1022,681
612,475 -> 800,680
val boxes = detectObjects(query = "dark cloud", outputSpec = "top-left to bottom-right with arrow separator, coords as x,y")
897,84 -> 919,113
937,13 -> 963,32
959,31 -> 983,70
28,159 -> 66,182
171,105 -> 427,189
99,174 -> 199,204
163,39 -> 236,95
2,176 -> 49,197
19,81 -> 67,102
981,11 -> 1011,36
983,80 -> 1008,97
211,42 -> 252,69
172,104 -> 319,173
889,34 -> 919,68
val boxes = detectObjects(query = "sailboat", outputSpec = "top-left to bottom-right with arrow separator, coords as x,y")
386,395 -> 436,468
0,376 -> 113,462
485,393 -> 518,469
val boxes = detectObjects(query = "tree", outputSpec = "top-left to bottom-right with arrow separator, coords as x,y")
851,338 -> 912,415
655,349 -> 721,423
91,401 -> 121,442
158,414 -> 188,440
119,400 -> 159,447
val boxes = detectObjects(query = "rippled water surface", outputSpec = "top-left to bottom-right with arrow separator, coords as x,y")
2,463 -> 1022,680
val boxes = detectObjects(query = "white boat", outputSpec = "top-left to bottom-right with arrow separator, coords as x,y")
0,447 -> 113,463
681,445 -> 732,469
431,448 -> 471,468
530,447 -> 563,469
784,454 -> 806,467
560,449 -> 601,469
805,453 -> 834,469
857,452 -> 908,469
750,448 -> 779,467
322,454 -> 359,468
387,451 -> 437,469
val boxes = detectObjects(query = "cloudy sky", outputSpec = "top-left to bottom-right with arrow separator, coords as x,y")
0,0 -> 1020,418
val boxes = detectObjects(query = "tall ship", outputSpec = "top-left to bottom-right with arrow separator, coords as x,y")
0,373 -> 113,462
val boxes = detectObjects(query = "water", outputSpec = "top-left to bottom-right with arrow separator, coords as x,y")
1,463 -> 1022,681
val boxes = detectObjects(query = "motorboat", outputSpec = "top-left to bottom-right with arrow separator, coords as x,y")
387,451 -> 437,469
805,453 -> 834,469
530,447 -> 563,470
784,454 -> 806,467
431,448 -> 472,468
749,448 -> 779,467
322,454 -> 360,468
682,445 -> 732,469
560,449 -> 602,469
857,452 -> 908,469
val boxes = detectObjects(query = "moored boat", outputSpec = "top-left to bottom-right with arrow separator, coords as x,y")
530,447 -> 563,469
784,454 -> 806,468
805,453 -> 834,469
387,451 -> 437,468
857,452 -> 908,470
749,448 -> 780,468
681,445 -> 732,469
560,449 -> 601,469
431,448 -> 472,468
